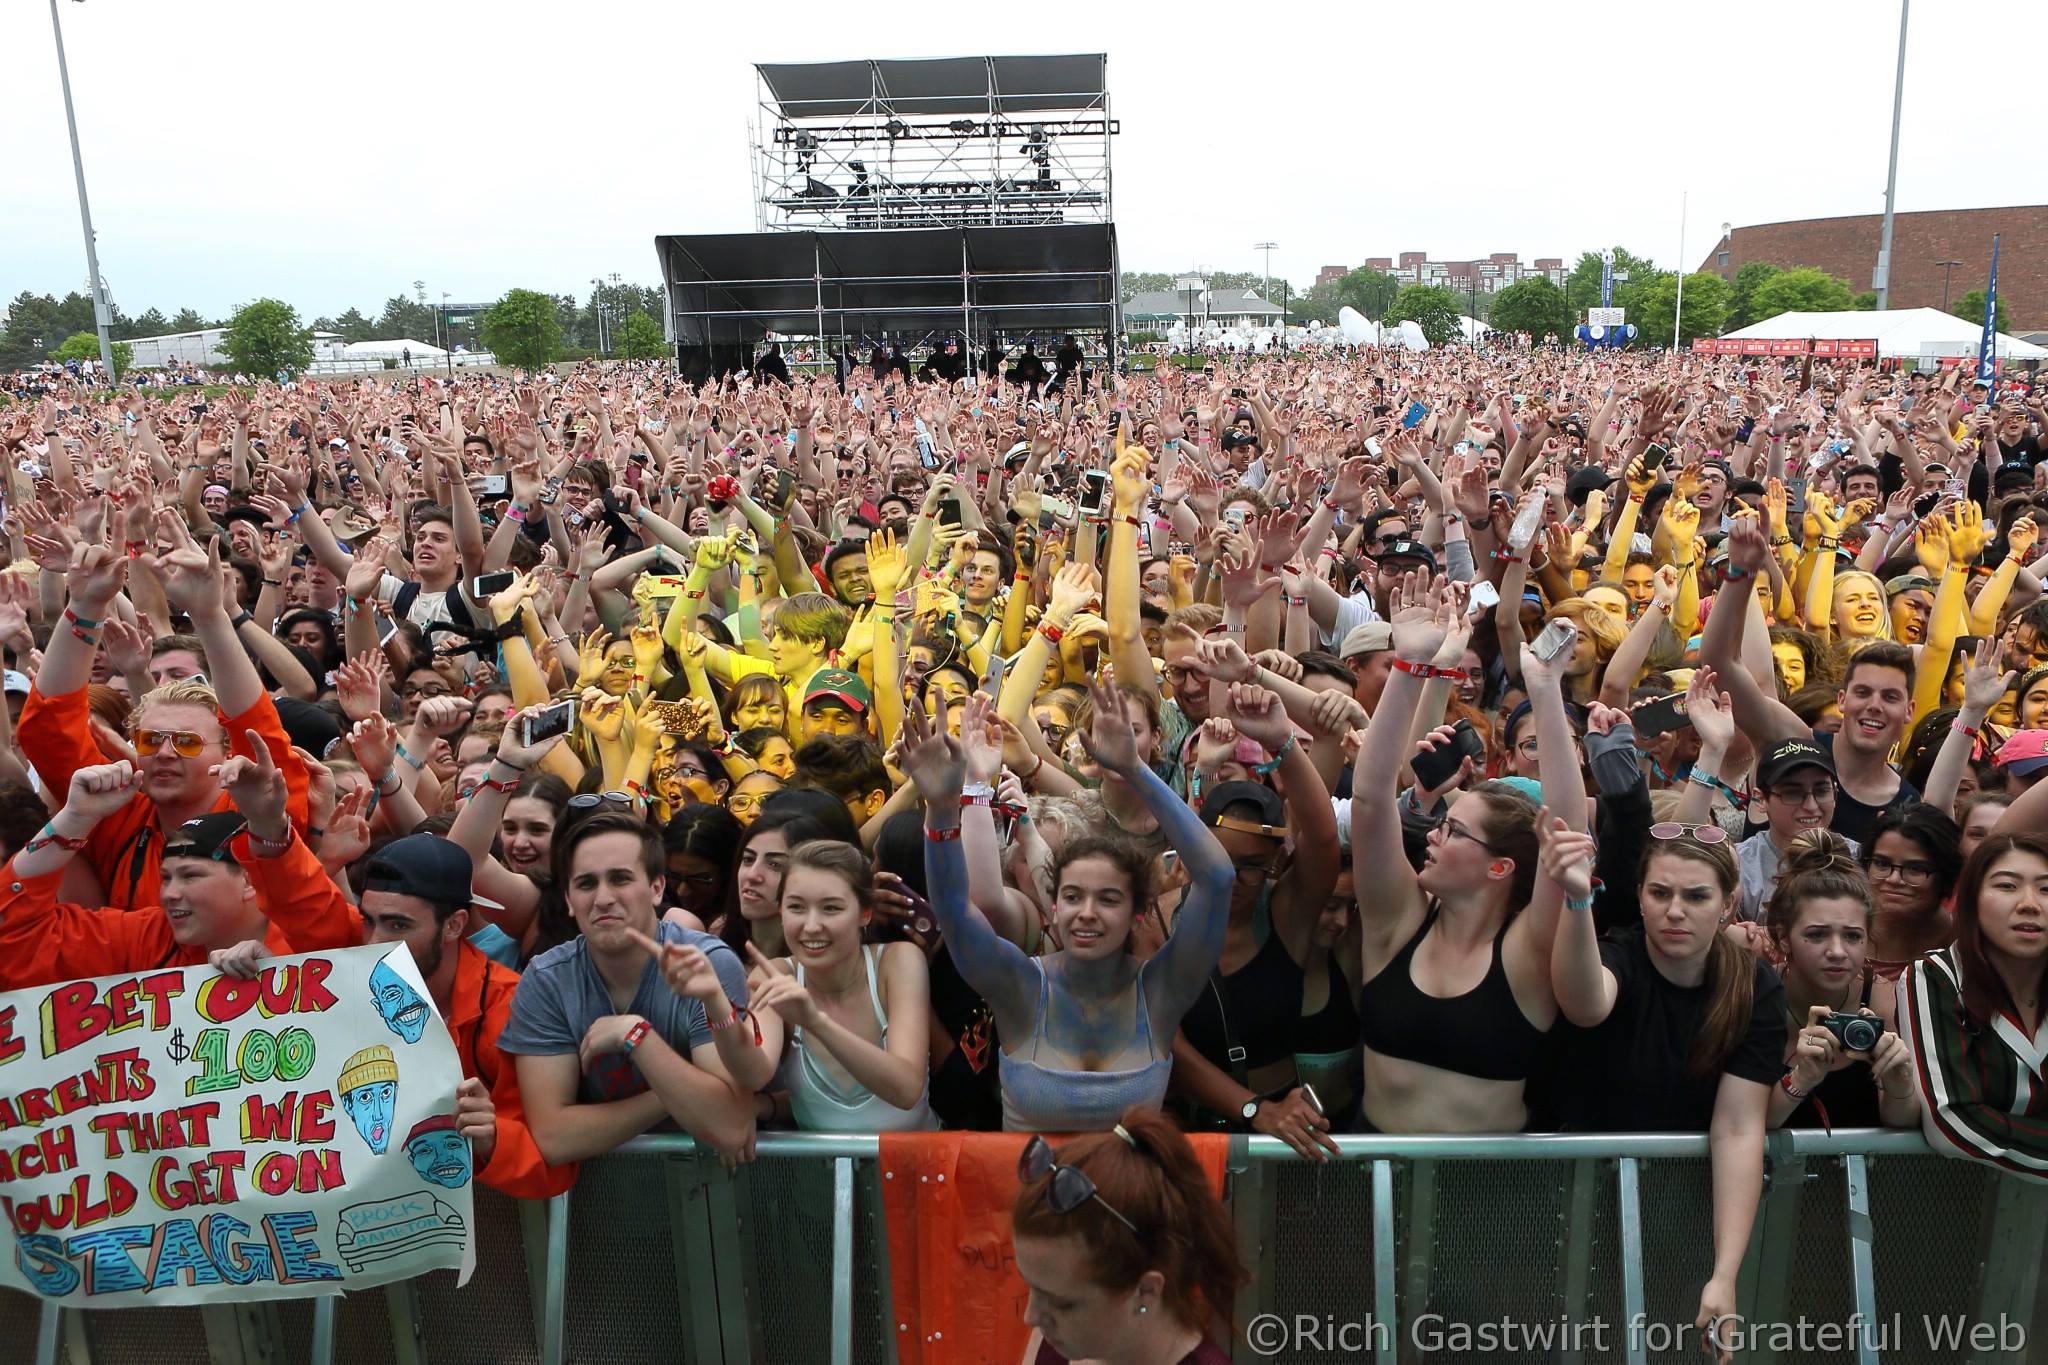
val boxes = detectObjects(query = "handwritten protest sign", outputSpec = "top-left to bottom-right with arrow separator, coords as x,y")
0,944 -> 473,1306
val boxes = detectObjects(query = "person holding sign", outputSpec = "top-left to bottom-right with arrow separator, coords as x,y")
217,830 -> 579,1200
0,755 -> 359,988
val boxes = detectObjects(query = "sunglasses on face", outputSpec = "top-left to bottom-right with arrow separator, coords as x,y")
1018,1135 -> 1136,1233
132,728 -> 215,757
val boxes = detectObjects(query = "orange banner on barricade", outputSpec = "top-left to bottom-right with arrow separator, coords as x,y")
878,1129 -> 1229,1365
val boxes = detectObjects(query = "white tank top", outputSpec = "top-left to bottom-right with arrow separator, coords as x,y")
781,944 -> 936,1133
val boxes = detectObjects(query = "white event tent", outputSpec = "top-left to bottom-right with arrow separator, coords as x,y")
1722,308 -> 2047,365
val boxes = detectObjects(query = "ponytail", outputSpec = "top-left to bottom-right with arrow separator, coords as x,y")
1689,932 -> 1757,1079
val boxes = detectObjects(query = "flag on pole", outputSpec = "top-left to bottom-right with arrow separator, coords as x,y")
1976,234 -> 2000,386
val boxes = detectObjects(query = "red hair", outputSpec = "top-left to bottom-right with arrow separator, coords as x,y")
1010,1107 -> 1244,1338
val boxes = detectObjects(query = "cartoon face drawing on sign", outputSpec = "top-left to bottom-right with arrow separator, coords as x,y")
338,1044 -> 399,1154
402,1115 -> 474,1190
370,959 -> 432,1044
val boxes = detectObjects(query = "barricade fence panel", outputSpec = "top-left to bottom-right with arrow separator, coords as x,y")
8,1132 -> 2041,1365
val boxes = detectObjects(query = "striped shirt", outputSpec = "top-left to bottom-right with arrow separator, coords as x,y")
1899,948 -> 2048,1183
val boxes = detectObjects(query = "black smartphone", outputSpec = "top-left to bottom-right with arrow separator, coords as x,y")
539,475 -> 564,505
521,699 -> 575,746
1630,692 -> 1693,738
1642,443 -> 1669,473
1108,409 -> 1123,437
1410,719 -> 1484,791
472,571 -> 516,598
938,497 -> 963,527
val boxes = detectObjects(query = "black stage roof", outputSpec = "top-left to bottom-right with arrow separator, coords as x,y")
656,224 -> 1118,347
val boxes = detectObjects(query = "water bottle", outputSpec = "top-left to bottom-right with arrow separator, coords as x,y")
1507,491 -> 1545,555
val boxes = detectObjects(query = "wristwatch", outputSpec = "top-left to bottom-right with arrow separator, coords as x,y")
1240,1098 -> 1262,1127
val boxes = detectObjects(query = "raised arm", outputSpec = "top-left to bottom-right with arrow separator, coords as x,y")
1700,518 -> 1805,745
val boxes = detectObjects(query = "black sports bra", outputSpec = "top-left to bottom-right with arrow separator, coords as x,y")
1356,907 -> 1549,1083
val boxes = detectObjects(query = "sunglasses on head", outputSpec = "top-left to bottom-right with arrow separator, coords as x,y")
568,791 -> 636,812
132,728 -> 214,757
1648,821 -> 1728,845
1018,1135 -> 1136,1233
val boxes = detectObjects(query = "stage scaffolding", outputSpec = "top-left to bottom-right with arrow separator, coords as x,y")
655,223 -> 1121,380
750,55 -> 1115,232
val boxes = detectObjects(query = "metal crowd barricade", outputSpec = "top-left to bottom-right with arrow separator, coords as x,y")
10,1129 -> 2046,1365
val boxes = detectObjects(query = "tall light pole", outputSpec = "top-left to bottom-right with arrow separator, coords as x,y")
1936,259 -> 1962,311
1874,0 -> 1910,309
1253,241 -> 1276,310
49,0 -> 115,379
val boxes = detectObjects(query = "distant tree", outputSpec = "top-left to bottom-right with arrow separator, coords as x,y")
1748,267 -> 1855,319
1630,273 -> 1732,348
1386,284 -> 1463,346
1287,281 -> 1343,328
1725,261 -> 1783,329
118,307 -> 170,340
1952,289 -> 2010,335
1487,278 -> 1571,341
0,292 -> 62,369
331,308 -> 377,343
1336,268 -> 1400,321
1566,247 -> 1659,322
1120,272 -> 1173,302
1852,292 -> 1878,311
616,312 -> 667,360
374,295 -> 440,345
51,331 -> 134,377
220,299 -> 315,377
482,288 -> 562,370
169,308 -> 212,332
553,295 -> 586,350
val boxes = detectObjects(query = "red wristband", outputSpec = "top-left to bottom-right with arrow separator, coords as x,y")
924,824 -> 963,842
620,1019 -> 651,1056
1037,622 -> 1066,644
1390,658 -> 1467,681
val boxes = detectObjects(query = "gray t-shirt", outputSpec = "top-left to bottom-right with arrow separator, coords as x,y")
497,921 -> 750,1104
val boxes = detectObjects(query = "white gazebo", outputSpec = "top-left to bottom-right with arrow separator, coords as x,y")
1722,308 -> 2048,365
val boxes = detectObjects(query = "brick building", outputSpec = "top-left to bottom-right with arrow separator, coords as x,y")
1315,265 -> 1348,287
1355,252 -> 1567,295
1697,204 -> 2047,330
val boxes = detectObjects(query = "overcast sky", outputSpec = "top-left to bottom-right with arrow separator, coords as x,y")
5,0 -> 2041,321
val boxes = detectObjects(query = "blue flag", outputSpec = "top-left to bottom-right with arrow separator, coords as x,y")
1976,234 -> 2000,385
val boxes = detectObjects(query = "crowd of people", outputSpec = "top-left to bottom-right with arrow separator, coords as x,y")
2,341 -> 2046,1361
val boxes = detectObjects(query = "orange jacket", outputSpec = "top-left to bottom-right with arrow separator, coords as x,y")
0,831 -> 361,988
444,940 -> 579,1200
17,685 -> 311,911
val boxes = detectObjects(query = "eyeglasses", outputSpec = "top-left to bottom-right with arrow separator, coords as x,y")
132,728 -> 214,757
1649,821 -> 1728,845
1867,856 -> 1935,885
1767,782 -> 1836,807
1233,861 -> 1281,886
401,683 -> 452,701
672,764 -> 712,782
669,869 -> 723,890
568,791 -> 636,812
1439,819 -> 1495,853
1018,1135 -> 1136,1234
726,792 -> 770,814
1162,664 -> 1199,686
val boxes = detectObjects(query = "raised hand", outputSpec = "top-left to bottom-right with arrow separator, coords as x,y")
1225,682 -> 1293,749
1961,637 -> 2015,717
213,730 -> 288,833
63,760 -> 144,823
1534,807 -> 1596,901
898,687 -> 968,801
1683,666 -> 1735,753
1074,673 -> 1143,778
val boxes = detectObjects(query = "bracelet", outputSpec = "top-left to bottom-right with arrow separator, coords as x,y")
961,781 -> 996,801
924,823 -> 963,843
1564,893 -> 1596,913
492,755 -> 529,773
22,824 -> 89,855
1723,563 -> 1749,581
246,828 -> 293,859
1250,733 -> 1297,775
620,1019 -> 651,1056
961,793 -> 993,808
506,505 -> 527,524
262,578 -> 282,587
1022,750 -> 1045,783
1284,595 -> 1306,607
1441,512 -> 1464,525
705,1004 -> 763,1046
1037,621 -> 1065,644
1687,769 -> 1722,791
1779,1073 -> 1813,1101
481,774 -> 518,794
1389,658 -> 1467,681
376,770 -> 405,797
231,612 -> 254,631
395,741 -> 424,770
1770,535 -> 1794,546
1490,549 -> 1523,563
1951,718 -> 1981,737
63,607 -> 100,629
1818,537 -> 1840,549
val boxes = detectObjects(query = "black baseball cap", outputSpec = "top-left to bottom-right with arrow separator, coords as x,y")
1372,539 -> 1438,569
1564,466 -> 1614,506
1756,738 -> 1837,791
363,834 -> 474,909
1198,780 -> 1287,835
163,812 -> 249,865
